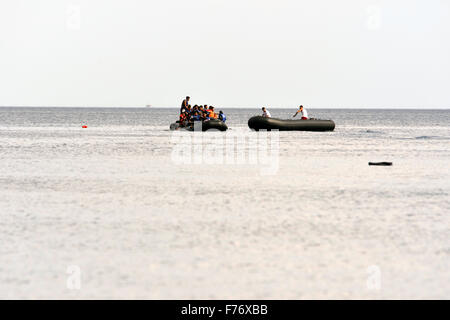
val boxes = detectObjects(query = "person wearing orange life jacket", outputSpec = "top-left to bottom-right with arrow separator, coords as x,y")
208,106 -> 218,119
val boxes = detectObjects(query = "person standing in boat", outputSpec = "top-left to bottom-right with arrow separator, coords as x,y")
180,96 -> 190,113
262,107 -> 271,118
293,105 -> 308,120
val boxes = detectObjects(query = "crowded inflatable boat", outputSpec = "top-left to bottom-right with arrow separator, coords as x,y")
169,96 -> 228,131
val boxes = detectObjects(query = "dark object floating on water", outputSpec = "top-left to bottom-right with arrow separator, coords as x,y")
248,116 -> 335,132
369,162 -> 393,166
170,119 -> 228,132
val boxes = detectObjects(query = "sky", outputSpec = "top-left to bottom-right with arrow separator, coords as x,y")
0,0 -> 449,108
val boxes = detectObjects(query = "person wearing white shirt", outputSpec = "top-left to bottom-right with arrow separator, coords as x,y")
293,105 -> 308,119
262,107 -> 271,118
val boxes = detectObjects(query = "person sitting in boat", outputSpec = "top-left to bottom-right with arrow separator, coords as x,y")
293,105 -> 308,119
262,107 -> 271,118
191,111 -> 201,122
218,110 -> 226,122
208,106 -> 218,119
180,96 -> 190,113
202,111 -> 210,121
179,111 -> 188,127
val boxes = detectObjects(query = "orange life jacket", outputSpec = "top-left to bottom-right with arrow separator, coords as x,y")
208,110 -> 217,119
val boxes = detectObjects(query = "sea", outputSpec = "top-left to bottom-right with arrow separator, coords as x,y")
0,107 -> 449,299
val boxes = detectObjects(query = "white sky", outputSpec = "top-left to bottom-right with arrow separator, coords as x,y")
0,0 -> 449,108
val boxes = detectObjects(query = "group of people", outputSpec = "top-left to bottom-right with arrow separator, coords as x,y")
261,105 -> 309,119
179,96 -> 226,127
178,96 -> 310,127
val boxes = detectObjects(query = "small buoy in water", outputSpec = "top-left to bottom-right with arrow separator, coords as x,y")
82,125 -> 88,128
369,162 -> 392,166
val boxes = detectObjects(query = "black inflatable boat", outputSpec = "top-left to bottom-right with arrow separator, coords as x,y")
170,119 -> 228,132
248,116 -> 335,132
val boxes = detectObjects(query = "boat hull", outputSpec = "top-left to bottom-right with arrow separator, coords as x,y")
248,116 -> 335,132
170,119 -> 228,132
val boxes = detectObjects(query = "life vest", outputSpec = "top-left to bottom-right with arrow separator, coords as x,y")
208,110 -> 217,119
219,114 -> 226,122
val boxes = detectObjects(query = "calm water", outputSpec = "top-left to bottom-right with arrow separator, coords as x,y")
0,107 -> 449,299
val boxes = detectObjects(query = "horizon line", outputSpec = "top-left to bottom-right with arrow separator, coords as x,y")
1,105 -> 449,110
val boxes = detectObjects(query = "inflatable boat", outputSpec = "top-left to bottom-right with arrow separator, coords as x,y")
170,119 -> 228,132
248,116 -> 335,132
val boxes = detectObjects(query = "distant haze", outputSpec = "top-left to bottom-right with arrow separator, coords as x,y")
1,0 -> 449,108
